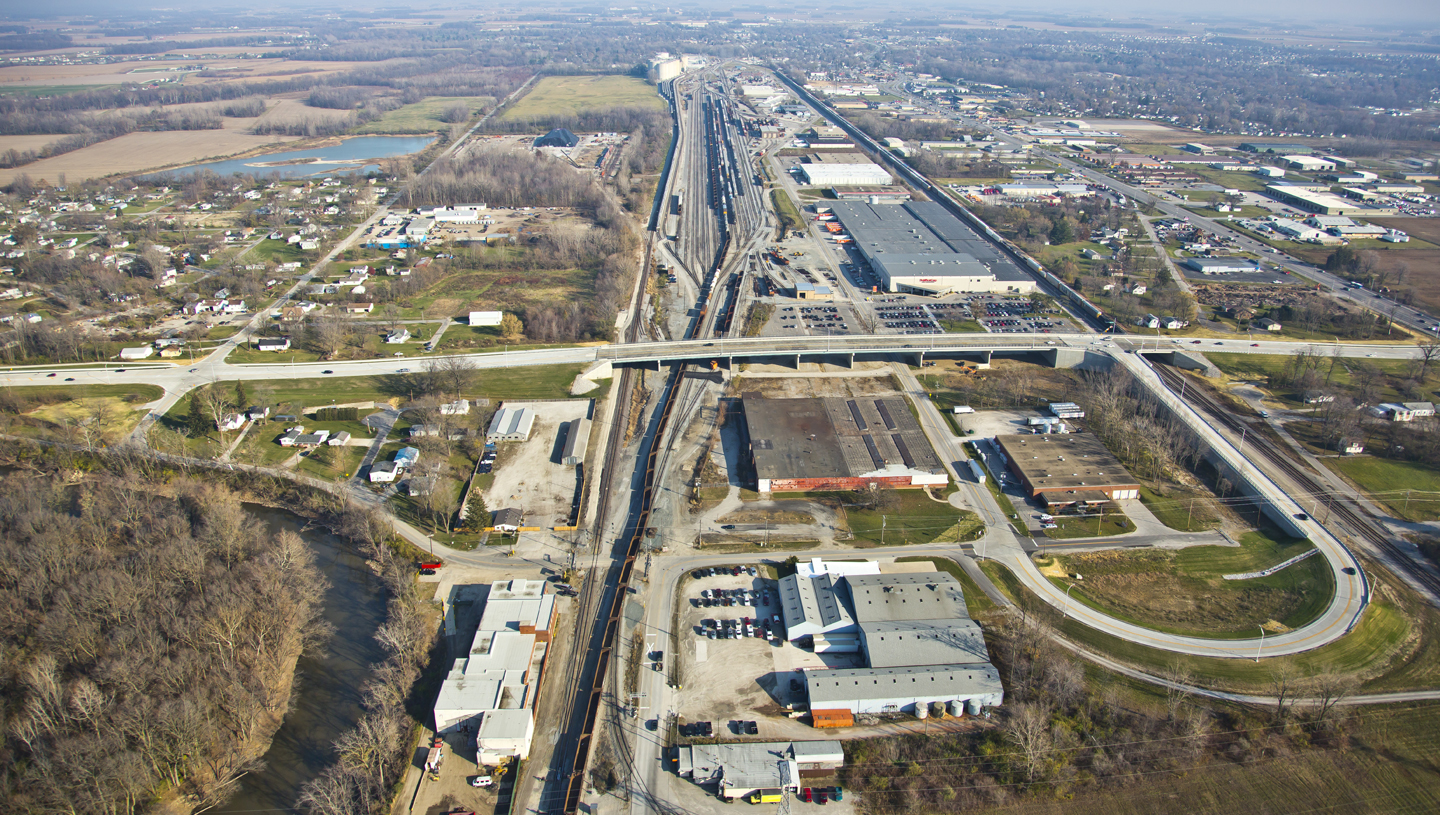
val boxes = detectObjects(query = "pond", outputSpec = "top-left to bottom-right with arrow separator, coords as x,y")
153,135 -> 435,179
210,506 -> 389,814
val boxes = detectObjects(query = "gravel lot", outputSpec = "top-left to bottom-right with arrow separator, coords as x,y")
483,400 -> 591,528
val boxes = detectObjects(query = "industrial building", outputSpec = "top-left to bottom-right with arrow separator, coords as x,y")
827,201 -> 1037,295
677,740 -> 844,801
433,579 -> 557,765
534,128 -> 580,148
469,310 -> 503,326
992,433 -> 1140,506
778,561 -> 1003,725
487,405 -> 536,443
1184,257 -> 1261,274
797,153 -> 893,186
742,394 -> 947,493
1265,185 -> 1389,216
560,417 -> 590,466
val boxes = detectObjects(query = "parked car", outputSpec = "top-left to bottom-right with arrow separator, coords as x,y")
469,776 -> 494,788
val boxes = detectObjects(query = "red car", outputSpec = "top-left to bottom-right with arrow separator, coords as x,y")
802,788 -> 813,802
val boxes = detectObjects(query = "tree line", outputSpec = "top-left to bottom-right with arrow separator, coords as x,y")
0,475 -> 328,814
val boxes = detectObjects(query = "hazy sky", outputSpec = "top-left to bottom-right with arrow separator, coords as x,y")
12,0 -> 1440,27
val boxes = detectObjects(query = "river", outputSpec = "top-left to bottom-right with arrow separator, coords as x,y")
151,135 -> 436,180
210,506 -> 390,815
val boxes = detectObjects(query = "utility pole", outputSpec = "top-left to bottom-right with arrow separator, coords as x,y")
880,515 -> 886,545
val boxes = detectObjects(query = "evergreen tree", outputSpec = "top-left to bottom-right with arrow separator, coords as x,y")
235,381 -> 248,408
187,393 -> 208,437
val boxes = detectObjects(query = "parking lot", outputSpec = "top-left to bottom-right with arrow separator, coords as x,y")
675,566 -> 867,740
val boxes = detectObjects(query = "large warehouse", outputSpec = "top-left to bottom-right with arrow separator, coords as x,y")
798,153 -> 893,186
992,433 -> 1141,506
742,394 -> 948,493
828,201 -> 1037,295
780,564 -> 1004,724
1264,185 -> 1390,216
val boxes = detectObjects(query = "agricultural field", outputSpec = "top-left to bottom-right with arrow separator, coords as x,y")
0,124 -> 301,186
500,75 -> 664,121
354,96 -> 493,134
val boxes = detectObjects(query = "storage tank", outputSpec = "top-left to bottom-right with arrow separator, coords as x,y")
966,698 -> 982,716
949,699 -> 966,717
931,701 -> 947,719
915,702 -> 929,719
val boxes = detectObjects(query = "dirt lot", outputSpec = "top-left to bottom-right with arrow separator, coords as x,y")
0,58 -> 380,88
732,365 -> 901,399
482,400 -> 591,528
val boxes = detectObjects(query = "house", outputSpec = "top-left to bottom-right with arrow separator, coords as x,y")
1303,391 -> 1335,405
407,475 -> 437,497
369,460 -> 399,482
1403,402 -> 1436,418
491,508 -> 523,533
385,328 -> 411,344
344,302 -> 374,314
395,446 -> 420,468
328,430 -> 352,446
1158,316 -> 1183,330
1137,314 -> 1160,329
1256,317 -> 1283,332
1374,403 -> 1415,422
246,406 -> 270,421
219,299 -> 247,314
439,400 -> 470,416
218,413 -> 246,431
1129,284 -> 1147,296
1340,438 -> 1365,455
294,431 -> 330,447
257,337 -> 291,352
119,346 -> 154,360
159,347 -> 183,358
408,424 -> 440,438
278,426 -> 305,446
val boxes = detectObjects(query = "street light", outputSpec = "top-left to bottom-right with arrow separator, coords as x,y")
1255,624 -> 1265,662
1063,582 -> 1078,619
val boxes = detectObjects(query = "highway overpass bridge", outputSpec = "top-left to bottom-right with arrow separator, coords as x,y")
592,333 -> 1295,372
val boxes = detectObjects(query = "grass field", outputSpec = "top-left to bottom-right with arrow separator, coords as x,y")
979,559 -> 1439,693
790,490 -> 980,545
1327,455 -> 1440,523
938,319 -> 984,333
1041,511 -> 1134,539
500,75 -> 663,122
1043,529 -> 1332,639
354,96 -> 493,134
771,188 -> 804,235
1138,483 -> 1221,531
246,238 -> 308,264
1207,352 -> 1421,409
164,364 -> 587,421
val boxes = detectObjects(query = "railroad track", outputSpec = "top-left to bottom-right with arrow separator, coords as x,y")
1153,362 -> 1440,599
554,80 -> 741,815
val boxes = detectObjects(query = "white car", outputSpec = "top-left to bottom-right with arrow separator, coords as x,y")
470,776 -> 494,788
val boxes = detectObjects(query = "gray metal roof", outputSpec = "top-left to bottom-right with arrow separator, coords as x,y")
805,663 -> 1003,706
845,572 -> 969,623
860,619 -> 991,668
779,573 -> 854,632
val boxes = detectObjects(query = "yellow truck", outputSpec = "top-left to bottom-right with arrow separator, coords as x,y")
747,789 -> 783,804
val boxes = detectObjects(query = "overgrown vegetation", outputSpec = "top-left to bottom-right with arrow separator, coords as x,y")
0,475 -> 327,813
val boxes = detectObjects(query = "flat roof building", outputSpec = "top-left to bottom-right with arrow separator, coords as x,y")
799,161 -> 892,187
742,394 -> 946,493
992,433 -> 1140,504
805,664 -> 1003,716
828,201 -> 1036,295
1184,257 -> 1261,274
433,579 -> 559,764
1265,185 -> 1391,216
